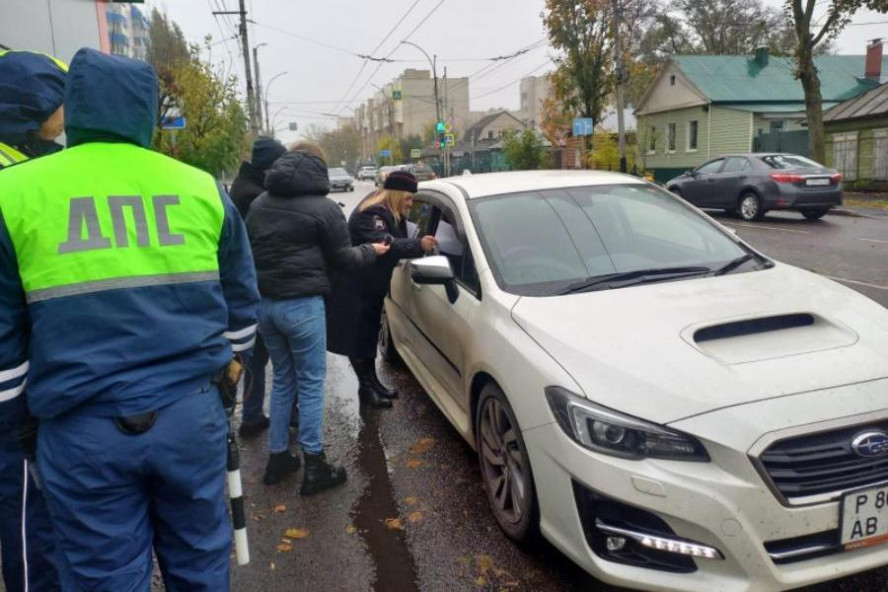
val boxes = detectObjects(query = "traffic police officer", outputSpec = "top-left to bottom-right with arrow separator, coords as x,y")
0,48 -> 259,591
0,49 -> 66,592
0,50 -> 67,167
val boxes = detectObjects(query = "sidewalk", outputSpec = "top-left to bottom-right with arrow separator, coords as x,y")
833,192 -> 888,218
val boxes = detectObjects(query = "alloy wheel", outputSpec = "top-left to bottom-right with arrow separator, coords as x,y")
478,397 -> 528,526
739,194 -> 760,221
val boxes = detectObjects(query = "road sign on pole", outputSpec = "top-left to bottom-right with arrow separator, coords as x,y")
379,149 -> 391,158
161,116 -> 186,131
410,149 -> 421,158
572,118 -> 594,137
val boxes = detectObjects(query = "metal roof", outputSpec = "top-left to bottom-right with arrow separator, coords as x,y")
420,170 -> 646,199
824,82 -> 888,122
717,102 -> 838,113
675,55 -> 887,103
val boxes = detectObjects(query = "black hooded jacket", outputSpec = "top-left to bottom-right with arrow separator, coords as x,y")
246,151 -> 376,299
229,160 -> 266,219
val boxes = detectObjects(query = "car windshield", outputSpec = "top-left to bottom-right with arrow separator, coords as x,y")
469,184 -> 753,296
381,166 -> 397,173
759,154 -> 823,170
329,168 -> 349,176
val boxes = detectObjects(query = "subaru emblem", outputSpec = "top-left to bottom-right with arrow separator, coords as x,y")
851,431 -> 888,458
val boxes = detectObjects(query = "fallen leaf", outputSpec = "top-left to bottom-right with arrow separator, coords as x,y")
270,562 -> 275,570
276,543 -> 293,552
273,505 -> 287,514
410,437 -> 435,455
477,554 -> 493,574
384,517 -> 403,530
280,538 -> 292,545
346,525 -> 357,534
405,459 -> 423,468
475,576 -> 487,586
408,511 -> 423,523
404,496 -> 420,506
285,528 -> 310,539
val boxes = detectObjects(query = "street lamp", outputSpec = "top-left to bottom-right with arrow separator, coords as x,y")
270,106 -> 289,137
253,43 -> 268,132
399,41 -> 440,123
264,71 -> 288,133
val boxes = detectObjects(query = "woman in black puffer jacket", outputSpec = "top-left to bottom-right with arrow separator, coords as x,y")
246,146 -> 388,492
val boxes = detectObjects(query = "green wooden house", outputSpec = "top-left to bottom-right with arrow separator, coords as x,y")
824,81 -> 888,191
635,49 -> 888,183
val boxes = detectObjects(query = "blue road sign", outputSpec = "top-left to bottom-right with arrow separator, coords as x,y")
161,116 -> 186,131
572,118 -> 594,137
379,149 -> 392,158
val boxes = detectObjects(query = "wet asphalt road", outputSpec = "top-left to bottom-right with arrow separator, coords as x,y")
712,209 -> 888,308
217,183 -> 888,592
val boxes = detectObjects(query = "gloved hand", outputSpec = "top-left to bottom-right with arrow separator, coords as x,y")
218,355 -> 244,410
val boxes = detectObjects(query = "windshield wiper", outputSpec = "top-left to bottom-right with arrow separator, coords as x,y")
559,266 -> 713,295
713,254 -> 756,276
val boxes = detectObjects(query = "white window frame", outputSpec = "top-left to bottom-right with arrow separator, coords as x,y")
646,125 -> 657,155
667,122 -> 677,154
874,129 -> 888,181
686,120 -> 699,152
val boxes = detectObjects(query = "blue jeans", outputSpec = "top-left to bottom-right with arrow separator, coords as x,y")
258,297 -> 326,455
38,389 -> 230,591
242,334 -> 267,423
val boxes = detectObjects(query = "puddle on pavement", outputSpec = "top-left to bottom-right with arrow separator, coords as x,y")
352,403 -> 420,592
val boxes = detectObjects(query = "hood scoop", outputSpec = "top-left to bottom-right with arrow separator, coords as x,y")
686,313 -> 857,365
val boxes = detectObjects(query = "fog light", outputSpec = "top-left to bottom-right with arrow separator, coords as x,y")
606,536 -> 627,552
596,519 -> 724,560
639,535 -> 722,559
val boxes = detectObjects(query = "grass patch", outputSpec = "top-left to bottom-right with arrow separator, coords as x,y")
844,197 -> 888,210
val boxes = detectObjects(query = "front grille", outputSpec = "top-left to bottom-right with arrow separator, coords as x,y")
758,421 -> 888,503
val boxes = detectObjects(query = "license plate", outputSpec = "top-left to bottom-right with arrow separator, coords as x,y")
806,178 -> 830,186
841,483 -> 888,550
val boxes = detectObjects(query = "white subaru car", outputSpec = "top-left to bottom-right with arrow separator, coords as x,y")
380,170 -> 888,591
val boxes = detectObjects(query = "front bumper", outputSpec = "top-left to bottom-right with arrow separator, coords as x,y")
524,422 -> 888,592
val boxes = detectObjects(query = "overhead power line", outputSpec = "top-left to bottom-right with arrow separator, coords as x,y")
472,59 -> 553,100
337,0 -> 451,115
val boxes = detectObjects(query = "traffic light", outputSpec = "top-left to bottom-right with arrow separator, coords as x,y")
435,121 -> 445,133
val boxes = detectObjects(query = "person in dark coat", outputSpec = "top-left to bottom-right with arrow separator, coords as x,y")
327,171 -> 437,408
246,146 -> 389,491
229,137 -> 287,439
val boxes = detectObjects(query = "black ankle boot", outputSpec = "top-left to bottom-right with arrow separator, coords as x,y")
350,358 -> 392,408
300,451 -> 347,496
263,451 -> 301,486
369,359 -> 398,399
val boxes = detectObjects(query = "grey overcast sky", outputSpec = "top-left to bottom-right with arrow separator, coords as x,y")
147,0 -> 886,144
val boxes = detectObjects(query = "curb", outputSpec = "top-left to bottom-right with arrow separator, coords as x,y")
829,207 -> 866,218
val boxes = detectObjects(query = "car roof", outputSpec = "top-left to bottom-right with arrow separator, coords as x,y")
419,170 -> 647,199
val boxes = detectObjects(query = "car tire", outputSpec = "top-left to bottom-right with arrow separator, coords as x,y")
800,207 -> 830,221
475,382 -> 539,544
378,308 -> 401,365
737,192 -> 764,221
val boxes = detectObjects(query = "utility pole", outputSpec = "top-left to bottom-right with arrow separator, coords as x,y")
213,1 -> 257,132
612,0 -> 627,173
253,45 -> 264,134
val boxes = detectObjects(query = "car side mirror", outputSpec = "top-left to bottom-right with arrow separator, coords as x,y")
410,256 -> 454,284
410,256 -> 459,304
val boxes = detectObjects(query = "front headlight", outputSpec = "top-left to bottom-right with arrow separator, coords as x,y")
545,386 -> 709,462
